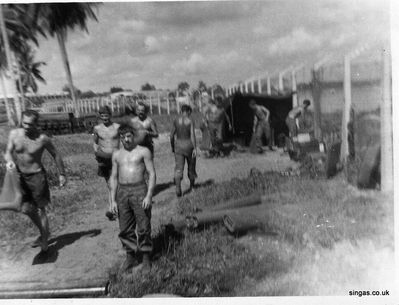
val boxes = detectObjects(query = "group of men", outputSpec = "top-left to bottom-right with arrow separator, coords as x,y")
0,96 -> 310,274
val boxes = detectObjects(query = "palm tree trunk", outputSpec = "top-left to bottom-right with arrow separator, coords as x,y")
15,58 -> 26,111
56,29 -> 79,117
0,71 -> 16,126
0,5 -> 22,125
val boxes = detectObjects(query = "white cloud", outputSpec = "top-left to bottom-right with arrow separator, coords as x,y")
268,27 -> 322,55
144,36 -> 161,53
253,25 -> 270,36
171,53 -> 208,75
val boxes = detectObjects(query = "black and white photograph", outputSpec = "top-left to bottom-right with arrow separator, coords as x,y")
0,0 -> 397,301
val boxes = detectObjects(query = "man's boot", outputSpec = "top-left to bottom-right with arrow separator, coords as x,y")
119,252 -> 138,273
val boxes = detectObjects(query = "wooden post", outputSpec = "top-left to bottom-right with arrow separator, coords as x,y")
278,72 -> 284,94
251,80 -> 255,93
340,55 -> 352,162
149,95 -> 153,114
240,83 -> 244,93
381,46 -> 393,192
157,91 -> 161,115
167,96 -> 170,115
292,70 -> 298,107
258,78 -> 262,93
266,76 -> 271,95
311,67 -> 323,141
244,81 -> 248,93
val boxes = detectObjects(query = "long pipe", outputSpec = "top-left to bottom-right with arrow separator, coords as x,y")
0,285 -> 108,299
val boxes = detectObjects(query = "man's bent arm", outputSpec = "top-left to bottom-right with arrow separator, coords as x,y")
44,136 -> 65,175
143,149 -> 156,199
170,121 -> 176,152
149,119 -> 159,138
262,107 -> 270,122
190,120 -> 197,153
4,130 -> 16,164
93,126 -> 99,153
109,153 -> 118,203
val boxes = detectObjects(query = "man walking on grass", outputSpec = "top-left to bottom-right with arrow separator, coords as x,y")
110,124 -> 156,273
93,106 -> 120,221
2,110 -> 66,252
170,104 -> 198,197
249,100 -> 274,153
129,102 -> 159,157
203,96 -> 232,157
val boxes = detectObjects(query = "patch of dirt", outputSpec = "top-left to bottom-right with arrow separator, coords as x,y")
0,136 -> 295,292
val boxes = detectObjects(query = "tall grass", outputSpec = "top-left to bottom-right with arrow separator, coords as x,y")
110,170 -> 393,297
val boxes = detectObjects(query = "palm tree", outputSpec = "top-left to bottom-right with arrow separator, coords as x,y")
37,3 -> 99,118
0,4 -> 42,124
17,45 -> 46,94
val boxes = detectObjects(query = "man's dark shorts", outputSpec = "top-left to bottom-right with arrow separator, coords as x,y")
96,155 -> 112,180
19,170 -> 50,208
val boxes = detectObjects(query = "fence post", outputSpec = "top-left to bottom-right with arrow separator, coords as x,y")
340,55 -> 352,163
266,76 -> 271,95
167,96 -> 170,115
291,69 -> 298,107
311,67 -> 323,141
278,72 -> 284,94
244,81 -> 248,93
149,95 -> 153,114
258,78 -> 262,93
381,46 -> 393,192
251,80 -> 255,93
157,91 -> 161,115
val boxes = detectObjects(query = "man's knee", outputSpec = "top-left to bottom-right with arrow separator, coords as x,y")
20,202 -> 35,215
174,169 -> 183,181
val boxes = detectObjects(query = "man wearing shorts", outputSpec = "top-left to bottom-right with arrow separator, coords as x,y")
93,106 -> 120,220
285,99 -> 311,138
170,104 -> 198,197
3,110 -> 66,252
109,124 -> 156,273
129,102 -> 159,157
249,100 -> 274,153
203,96 -> 232,157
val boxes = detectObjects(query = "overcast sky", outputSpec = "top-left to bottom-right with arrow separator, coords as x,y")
33,0 -> 390,94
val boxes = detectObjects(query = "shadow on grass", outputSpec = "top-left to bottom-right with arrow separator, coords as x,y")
154,181 -> 175,196
32,229 -> 101,265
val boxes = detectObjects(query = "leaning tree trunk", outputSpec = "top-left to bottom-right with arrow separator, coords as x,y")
0,71 -> 16,126
0,5 -> 22,125
57,29 -> 80,117
14,55 -> 26,111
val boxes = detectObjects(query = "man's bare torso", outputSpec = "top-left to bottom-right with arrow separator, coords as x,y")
10,129 -> 48,174
207,105 -> 225,124
131,116 -> 152,131
115,146 -> 147,184
254,106 -> 268,121
289,106 -> 304,119
94,123 -> 120,155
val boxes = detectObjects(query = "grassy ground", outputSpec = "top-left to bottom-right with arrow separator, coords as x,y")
109,170 -> 393,297
0,116 -> 393,297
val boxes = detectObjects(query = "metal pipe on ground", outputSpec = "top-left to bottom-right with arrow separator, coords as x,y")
223,206 -> 266,234
185,195 -> 270,230
0,286 -> 108,299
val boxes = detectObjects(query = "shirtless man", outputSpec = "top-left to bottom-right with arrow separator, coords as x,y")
285,99 -> 311,137
170,104 -> 198,197
249,100 -> 274,153
203,96 -> 232,157
110,124 -> 156,273
93,106 -> 120,221
2,110 -> 66,251
129,102 -> 159,157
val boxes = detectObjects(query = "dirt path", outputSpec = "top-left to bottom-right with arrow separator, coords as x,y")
0,136 -> 296,292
